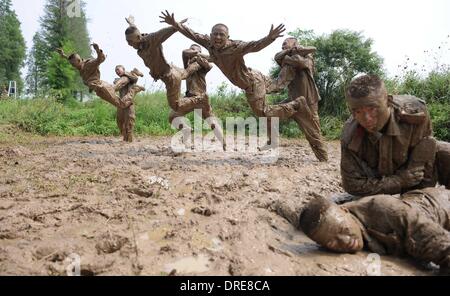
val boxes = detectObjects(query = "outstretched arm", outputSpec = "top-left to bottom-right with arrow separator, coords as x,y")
150,26 -> 178,45
239,24 -> 286,55
159,11 -> 210,48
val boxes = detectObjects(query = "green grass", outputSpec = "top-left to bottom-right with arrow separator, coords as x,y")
0,90 -> 448,142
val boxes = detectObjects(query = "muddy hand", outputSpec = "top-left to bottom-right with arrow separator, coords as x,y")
268,24 -> 286,40
399,166 -> 425,187
160,10 -> 178,26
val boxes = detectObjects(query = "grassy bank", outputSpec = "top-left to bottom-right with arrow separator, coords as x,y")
0,91 -> 448,142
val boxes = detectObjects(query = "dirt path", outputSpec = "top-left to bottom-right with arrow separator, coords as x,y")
0,132 -> 434,275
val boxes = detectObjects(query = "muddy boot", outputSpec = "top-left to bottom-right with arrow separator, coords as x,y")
131,68 -> 144,77
125,132 -> 133,143
313,146 -> 329,162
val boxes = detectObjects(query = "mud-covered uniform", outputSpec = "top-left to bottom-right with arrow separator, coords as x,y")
133,27 -> 211,123
169,22 -> 300,122
341,95 -> 450,196
114,69 -> 143,142
168,53 -> 213,123
166,51 -> 225,144
345,188 -> 450,272
74,48 -> 137,109
269,50 -> 328,161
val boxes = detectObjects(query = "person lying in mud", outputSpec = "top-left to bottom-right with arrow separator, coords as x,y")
298,187 -> 450,275
113,65 -> 145,143
341,74 -> 450,197
57,44 -> 144,109
267,37 -> 328,162
159,11 -> 302,147
124,16 -> 226,149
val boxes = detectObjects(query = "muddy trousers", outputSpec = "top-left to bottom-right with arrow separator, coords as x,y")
292,100 -> 328,162
116,105 -> 135,143
245,70 -> 300,145
398,211 -> 450,273
91,80 -> 136,109
437,141 -> 450,189
169,97 -> 225,148
161,66 -> 225,147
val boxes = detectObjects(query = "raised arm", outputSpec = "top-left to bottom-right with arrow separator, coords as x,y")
239,24 -> 286,55
150,26 -> 178,45
274,49 -> 291,66
195,55 -> 213,72
159,11 -> 210,48
283,54 -> 313,71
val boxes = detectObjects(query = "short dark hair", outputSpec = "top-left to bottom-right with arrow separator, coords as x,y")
68,53 -> 77,60
191,44 -> 202,52
125,26 -> 139,36
298,197 -> 331,235
346,74 -> 385,99
212,23 -> 229,34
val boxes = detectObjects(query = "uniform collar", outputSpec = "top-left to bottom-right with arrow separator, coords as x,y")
348,108 -> 400,151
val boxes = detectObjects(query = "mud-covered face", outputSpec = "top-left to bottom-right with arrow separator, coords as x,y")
351,95 -> 391,133
282,38 -> 297,50
210,25 -> 229,50
115,66 -> 125,77
309,204 -> 363,253
69,54 -> 82,69
126,34 -> 141,50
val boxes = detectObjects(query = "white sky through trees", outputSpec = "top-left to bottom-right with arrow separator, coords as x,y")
12,0 -> 450,93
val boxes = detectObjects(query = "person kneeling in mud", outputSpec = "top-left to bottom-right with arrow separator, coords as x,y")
113,65 -> 145,143
298,188 -> 450,275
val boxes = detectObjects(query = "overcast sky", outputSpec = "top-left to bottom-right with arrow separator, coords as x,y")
11,0 -> 450,93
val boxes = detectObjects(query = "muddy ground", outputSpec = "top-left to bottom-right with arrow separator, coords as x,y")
0,127 -> 435,276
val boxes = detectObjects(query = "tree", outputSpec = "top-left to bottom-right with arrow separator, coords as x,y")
272,29 -> 384,117
26,0 -> 90,100
25,32 -> 47,96
0,0 -> 26,94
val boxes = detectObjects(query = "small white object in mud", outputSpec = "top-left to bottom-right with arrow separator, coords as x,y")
265,268 -> 273,274
139,233 -> 150,241
164,254 -> 210,274
177,209 -> 186,216
149,176 -> 170,190
208,238 -> 224,252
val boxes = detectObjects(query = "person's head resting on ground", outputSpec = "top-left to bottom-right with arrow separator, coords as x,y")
346,74 -> 391,134
299,196 -> 363,253
115,65 -> 126,77
68,53 -> 83,70
125,16 -> 142,50
282,37 -> 298,51
210,24 -> 229,50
